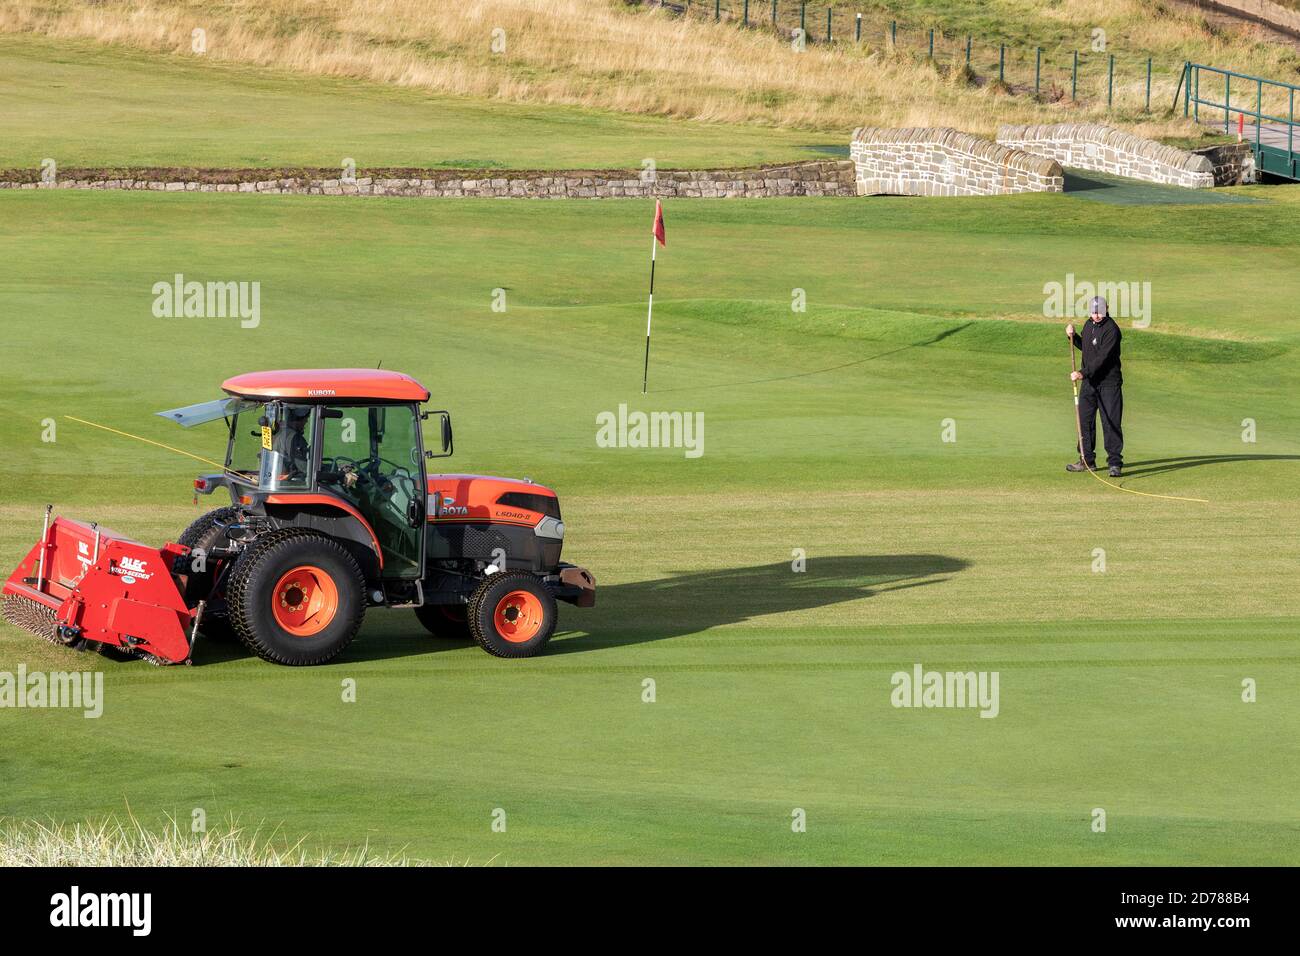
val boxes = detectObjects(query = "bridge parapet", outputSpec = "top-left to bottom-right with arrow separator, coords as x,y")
851,127 -> 1063,197
998,123 -> 1215,188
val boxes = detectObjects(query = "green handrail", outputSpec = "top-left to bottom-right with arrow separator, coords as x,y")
1187,62 -> 1300,179
1188,62 -> 1300,128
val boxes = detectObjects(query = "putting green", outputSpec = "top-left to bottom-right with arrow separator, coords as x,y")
1,189 -> 1296,864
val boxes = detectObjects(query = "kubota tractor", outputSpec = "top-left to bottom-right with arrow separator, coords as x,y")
1,369 -> 595,665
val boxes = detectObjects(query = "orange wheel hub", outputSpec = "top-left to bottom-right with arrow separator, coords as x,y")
493,590 -> 544,643
271,565 -> 339,637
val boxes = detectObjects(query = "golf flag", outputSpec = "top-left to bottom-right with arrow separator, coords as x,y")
642,201 -> 664,393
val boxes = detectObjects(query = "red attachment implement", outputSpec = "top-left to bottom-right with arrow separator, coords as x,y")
1,511 -> 195,665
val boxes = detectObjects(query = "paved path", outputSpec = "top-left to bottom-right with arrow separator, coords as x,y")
1198,118 -> 1297,151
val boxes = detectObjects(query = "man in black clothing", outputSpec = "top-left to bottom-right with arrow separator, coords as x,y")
1066,295 -> 1124,477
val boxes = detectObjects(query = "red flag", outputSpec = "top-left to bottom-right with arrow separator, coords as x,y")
652,200 -> 666,247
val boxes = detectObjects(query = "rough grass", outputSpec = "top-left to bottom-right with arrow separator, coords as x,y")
2,0 -> 1280,139
0,812 -> 444,865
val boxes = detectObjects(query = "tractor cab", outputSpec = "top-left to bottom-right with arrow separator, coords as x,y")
158,369 -> 447,582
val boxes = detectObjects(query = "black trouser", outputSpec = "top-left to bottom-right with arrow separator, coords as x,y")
1077,381 -> 1123,467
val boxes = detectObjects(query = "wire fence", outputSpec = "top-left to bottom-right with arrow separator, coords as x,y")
646,0 -> 1178,115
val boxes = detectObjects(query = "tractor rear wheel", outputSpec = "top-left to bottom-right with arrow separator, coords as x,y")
467,571 -> 556,658
415,603 -> 471,640
178,506 -> 240,641
226,531 -> 365,665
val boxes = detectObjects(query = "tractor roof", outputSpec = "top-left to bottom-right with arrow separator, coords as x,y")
221,369 -> 430,402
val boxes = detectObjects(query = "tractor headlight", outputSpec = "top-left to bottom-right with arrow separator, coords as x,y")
534,517 -> 565,540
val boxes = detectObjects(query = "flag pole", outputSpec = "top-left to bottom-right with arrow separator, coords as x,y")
642,232 -> 657,394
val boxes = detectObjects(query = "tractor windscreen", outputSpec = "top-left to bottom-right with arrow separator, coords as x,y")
227,402 -> 315,491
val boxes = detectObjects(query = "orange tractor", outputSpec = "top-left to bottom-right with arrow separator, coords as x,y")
1,369 -> 595,665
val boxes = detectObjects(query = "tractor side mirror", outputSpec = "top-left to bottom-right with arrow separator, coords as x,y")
425,411 -> 453,459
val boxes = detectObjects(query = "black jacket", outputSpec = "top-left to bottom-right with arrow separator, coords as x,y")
1072,316 -> 1122,387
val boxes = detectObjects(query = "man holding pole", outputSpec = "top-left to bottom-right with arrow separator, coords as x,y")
1066,295 -> 1124,477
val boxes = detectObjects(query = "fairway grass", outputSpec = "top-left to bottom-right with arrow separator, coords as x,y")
1,190 -> 1297,865
0,35 -> 831,170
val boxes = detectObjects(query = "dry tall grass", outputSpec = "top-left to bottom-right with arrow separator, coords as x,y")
0,0 -> 1286,137
0,812 -> 474,866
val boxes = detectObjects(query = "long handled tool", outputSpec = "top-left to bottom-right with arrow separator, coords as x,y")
1067,335 -> 1208,504
1069,338 -> 1088,468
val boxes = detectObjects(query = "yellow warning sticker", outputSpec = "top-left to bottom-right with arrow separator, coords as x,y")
261,425 -> 273,450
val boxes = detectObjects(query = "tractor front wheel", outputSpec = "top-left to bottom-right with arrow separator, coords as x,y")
467,571 -> 557,658
227,531 -> 365,665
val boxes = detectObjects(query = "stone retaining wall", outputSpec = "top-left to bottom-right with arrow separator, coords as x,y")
850,127 -> 1064,196
997,123 -> 1216,188
1194,142 -> 1257,186
0,161 -> 857,198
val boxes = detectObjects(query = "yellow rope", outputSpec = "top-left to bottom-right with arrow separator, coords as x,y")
1069,382 -> 1209,504
1079,459 -> 1209,504
64,415 -> 230,471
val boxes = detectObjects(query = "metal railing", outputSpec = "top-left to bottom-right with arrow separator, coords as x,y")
1183,62 -> 1300,179
650,1 -> 1166,112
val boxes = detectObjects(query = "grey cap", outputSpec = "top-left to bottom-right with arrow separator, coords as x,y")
1089,295 -> 1108,316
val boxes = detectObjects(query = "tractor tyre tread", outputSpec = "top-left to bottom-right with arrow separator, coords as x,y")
177,506 -> 242,640
227,530 -> 365,666
467,570 -> 557,659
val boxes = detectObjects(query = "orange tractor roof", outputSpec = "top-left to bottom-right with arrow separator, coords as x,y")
221,369 -> 430,402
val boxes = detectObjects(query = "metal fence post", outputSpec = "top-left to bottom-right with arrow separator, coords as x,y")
1072,50 -> 1078,101
826,6 -> 831,42
891,19 -> 896,46
1258,78 -> 1264,150
1145,58 -> 1152,111
1107,54 -> 1114,108
999,44 -> 1005,84
1225,73 -> 1231,133
772,0 -> 777,26
965,35 -> 971,67
715,0 -> 720,22
855,12 -> 861,42
929,28 -> 934,59
743,0 -> 749,26
1194,66 -> 1199,122
1035,47 -> 1041,95
801,2 -> 806,35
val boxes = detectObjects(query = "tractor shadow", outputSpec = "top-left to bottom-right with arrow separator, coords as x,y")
548,553 -> 969,653
1119,454 -> 1300,480
190,553 -> 968,664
